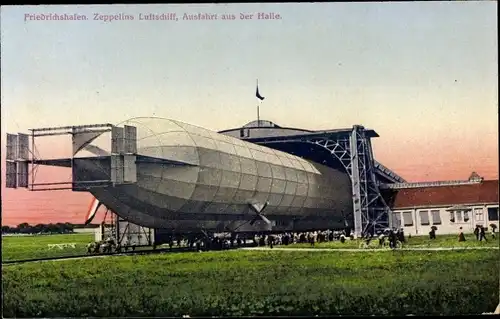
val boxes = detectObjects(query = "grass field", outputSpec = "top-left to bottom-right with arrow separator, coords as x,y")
1,233 -> 178,261
1,233 -> 94,261
2,249 -> 498,317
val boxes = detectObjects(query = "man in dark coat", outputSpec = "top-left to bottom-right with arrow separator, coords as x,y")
389,229 -> 397,248
479,226 -> 487,241
397,228 -> 405,243
429,227 -> 436,240
474,226 -> 480,240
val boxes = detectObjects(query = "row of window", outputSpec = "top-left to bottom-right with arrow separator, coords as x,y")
394,210 -> 441,227
419,210 -> 441,225
394,207 -> 499,227
449,209 -> 483,223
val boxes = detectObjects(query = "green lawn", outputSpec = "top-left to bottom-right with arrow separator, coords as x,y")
2,249 -> 498,317
1,233 -> 193,261
1,233 -> 94,261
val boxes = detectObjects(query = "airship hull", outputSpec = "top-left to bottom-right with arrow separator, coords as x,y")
91,118 -> 353,232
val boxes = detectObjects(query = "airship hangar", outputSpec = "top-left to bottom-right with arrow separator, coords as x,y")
5,117 -> 407,239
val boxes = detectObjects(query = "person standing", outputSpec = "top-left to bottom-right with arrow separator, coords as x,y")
458,227 -> 466,242
340,233 -> 346,244
429,227 -> 436,240
479,226 -> 487,241
398,228 -> 405,243
389,229 -> 396,248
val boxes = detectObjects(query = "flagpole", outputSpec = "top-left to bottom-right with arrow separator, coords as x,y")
256,79 -> 260,127
255,79 -> 265,127
257,102 -> 260,126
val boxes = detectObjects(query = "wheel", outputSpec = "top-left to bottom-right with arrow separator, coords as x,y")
395,241 -> 403,249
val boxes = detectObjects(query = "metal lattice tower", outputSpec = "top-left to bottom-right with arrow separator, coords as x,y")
305,126 -> 392,237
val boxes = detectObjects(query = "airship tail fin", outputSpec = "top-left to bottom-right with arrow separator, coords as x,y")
85,197 -> 102,225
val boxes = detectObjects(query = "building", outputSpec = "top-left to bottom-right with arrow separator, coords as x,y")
72,224 -> 100,234
383,173 -> 499,236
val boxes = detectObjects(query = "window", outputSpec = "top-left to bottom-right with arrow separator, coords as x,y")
475,208 -> 484,221
403,211 -> 413,226
488,207 -> 499,221
463,211 -> 469,222
239,129 -> 244,138
431,210 -> 441,225
419,210 -> 430,225
449,210 -> 470,223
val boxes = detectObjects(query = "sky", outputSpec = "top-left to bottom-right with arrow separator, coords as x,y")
1,2 -> 498,226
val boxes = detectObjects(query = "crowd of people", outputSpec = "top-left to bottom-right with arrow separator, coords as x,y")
244,228 -> 408,249
167,230 -> 349,251
88,223 -> 497,254
362,228 -> 406,248
86,237 -> 138,254
253,230 -> 347,248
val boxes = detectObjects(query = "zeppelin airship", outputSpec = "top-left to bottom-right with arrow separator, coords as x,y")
6,117 -> 353,233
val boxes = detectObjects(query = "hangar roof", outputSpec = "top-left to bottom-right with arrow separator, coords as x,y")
384,180 -> 499,209
241,120 -> 282,128
219,120 -> 379,139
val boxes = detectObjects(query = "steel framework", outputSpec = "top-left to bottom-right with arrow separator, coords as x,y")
98,208 -> 118,242
5,123 -> 139,191
93,203 -> 154,246
249,125 -> 393,237
115,214 -> 154,246
5,124 -> 115,191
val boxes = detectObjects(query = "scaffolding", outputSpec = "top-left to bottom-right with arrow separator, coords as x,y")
95,209 -> 154,246
5,123 -> 139,192
5,124 -> 115,191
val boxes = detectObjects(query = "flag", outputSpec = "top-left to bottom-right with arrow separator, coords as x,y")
256,84 -> 265,101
